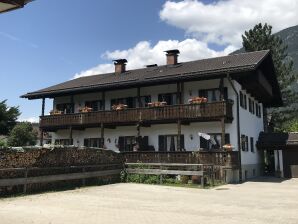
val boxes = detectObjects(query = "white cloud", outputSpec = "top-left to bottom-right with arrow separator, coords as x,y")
160,0 -> 298,47
74,39 -> 236,78
18,117 -> 39,123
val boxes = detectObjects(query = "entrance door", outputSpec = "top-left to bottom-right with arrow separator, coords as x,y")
283,150 -> 298,178
264,150 -> 275,176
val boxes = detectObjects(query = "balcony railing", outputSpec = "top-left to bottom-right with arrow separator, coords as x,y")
121,151 -> 239,168
40,101 -> 233,129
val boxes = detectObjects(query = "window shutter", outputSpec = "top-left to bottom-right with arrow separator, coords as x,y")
118,136 -> 125,152
225,134 -> 230,144
158,135 -> 165,151
240,92 -> 243,107
84,139 -> 89,147
223,88 -> 228,100
200,136 -> 208,149
180,135 -> 185,150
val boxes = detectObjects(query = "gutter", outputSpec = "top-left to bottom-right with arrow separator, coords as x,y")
226,73 -> 242,183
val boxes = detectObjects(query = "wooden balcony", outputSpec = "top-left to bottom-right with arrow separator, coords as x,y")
40,101 -> 233,130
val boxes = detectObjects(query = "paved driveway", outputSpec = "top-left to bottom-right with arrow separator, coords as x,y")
1,178 -> 298,224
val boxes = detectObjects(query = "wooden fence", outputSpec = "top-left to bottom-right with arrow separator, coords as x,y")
125,162 -> 222,187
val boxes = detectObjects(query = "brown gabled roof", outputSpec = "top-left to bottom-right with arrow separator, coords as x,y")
22,50 -> 281,105
257,132 -> 298,150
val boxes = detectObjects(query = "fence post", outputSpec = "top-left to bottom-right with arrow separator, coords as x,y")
159,164 -> 163,184
201,175 -> 204,188
23,168 -> 28,194
211,166 -> 215,186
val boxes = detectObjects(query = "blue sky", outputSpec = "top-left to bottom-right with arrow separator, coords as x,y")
0,0 -> 297,122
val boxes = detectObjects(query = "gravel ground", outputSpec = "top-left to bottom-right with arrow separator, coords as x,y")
0,178 -> 298,224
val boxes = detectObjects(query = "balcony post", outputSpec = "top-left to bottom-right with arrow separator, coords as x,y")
100,122 -> 104,148
221,117 -> 225,148
137,87 -> 141,107
177,119 -> 181,151
177,82 -> 184,104
101,91 -> 105,110
39,97 -> 45,146
70,95 -> 74,113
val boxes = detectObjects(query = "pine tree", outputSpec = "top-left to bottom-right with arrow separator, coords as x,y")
242,23 -> 298,130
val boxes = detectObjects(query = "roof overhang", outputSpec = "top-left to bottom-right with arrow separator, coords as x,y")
0,0 -> 30,13
257,132 -> 298,151
230,52 -> 283,107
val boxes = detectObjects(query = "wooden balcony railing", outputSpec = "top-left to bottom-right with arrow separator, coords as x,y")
121,151 -> 239,168
40,101 -> 233,129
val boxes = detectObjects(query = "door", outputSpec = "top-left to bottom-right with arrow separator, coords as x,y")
283,150 -> 298,178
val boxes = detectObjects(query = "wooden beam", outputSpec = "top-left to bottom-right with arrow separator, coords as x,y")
221,117 -> 225,148
137,87 -> 141,107
102,91 -> 105,110
69,126 -> 73,144
177,119 -> 181,151
40,98 -> 45,146
100,122 -> 104,148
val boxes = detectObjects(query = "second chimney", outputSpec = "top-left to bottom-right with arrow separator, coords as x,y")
165,49 -> 180,65
114,59 -> 127,74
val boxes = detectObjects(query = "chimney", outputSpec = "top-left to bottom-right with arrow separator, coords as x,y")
113,59 -> 127,74
165,49 -> 180,65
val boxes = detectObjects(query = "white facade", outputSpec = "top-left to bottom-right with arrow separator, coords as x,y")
50,78 -> 264,180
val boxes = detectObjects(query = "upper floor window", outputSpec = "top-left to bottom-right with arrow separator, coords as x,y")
158,93 -> 177,105
111,96 -> 151,109
200,133 -> 230,150
56,103 -> 74,114
199,88 -> 228,102
240,91 -> 247,109
255,103 -> 262,118
55,138 -> 73,145
248,98 -> 255,114
85,100 -> 103,111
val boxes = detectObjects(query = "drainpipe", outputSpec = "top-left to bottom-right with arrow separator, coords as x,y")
226,74 -> 242,183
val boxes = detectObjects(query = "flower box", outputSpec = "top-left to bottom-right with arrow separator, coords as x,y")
188,97 -> 208,104
147,101 -> 167,107
79,107 -> 93,113
112,104 -> 128,111
50,110 -> 63,115
223,144 -> 234,151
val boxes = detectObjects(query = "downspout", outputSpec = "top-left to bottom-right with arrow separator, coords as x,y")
226,74 -> 242,183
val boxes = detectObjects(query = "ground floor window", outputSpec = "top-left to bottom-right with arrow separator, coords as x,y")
54,139 -> 73,145
118,136 -> 136,152
200,133 -> 230,150
84,138 -> 104,148
158,135 -> 184,151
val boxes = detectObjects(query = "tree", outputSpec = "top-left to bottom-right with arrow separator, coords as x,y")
281,119 -> 298,132
7,122 -> 37,147
242,23 -> 298,130
0,100 -> 20,135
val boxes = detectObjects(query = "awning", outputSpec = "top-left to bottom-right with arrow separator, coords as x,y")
256,132 -> 298,150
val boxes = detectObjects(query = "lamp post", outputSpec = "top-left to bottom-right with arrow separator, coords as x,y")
0,0 -> 31,14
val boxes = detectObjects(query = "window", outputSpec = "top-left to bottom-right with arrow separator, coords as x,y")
111,96 -> 151,108
85,100 -> 103,111
158,93 -> 177,105
248,98 -> 255,114
118,136 -> 136,152
200,133 -> 230,150
240,91 -> 247,109
84,138 -> 103,148
54,139 -> 73,145
250,137 -> 254,152
199,88 -> 228,102
56,103 -> 74,114
256,104 -> 262,118
241,135 -> 249,151
158,135 -> 184,151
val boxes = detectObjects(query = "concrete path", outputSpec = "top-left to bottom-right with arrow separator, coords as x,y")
0,178 -> 298,224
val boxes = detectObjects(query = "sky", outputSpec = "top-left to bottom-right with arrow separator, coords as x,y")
0,0 -> 298,122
